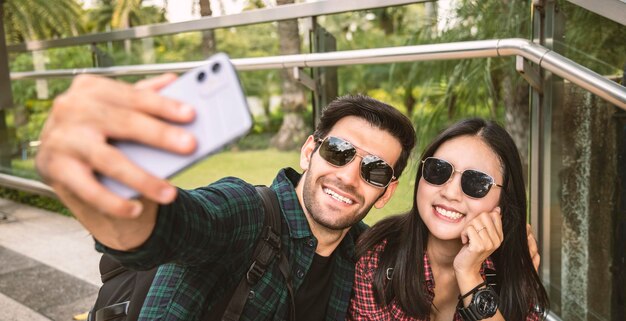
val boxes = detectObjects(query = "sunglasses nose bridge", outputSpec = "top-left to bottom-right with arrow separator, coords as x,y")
352,151 -> 366,162
438,171 -> 465,200
334,153 -> 364,185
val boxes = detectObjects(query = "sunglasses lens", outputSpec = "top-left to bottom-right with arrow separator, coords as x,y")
319,137 -> 356,167
461,170 -> 493,198
422,158 -> 453,185
361,156 -> 394,187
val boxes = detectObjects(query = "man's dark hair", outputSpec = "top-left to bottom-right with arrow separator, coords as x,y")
313,94 -> 416,179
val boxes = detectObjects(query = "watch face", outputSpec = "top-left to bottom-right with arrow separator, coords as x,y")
474,289 -> 498,318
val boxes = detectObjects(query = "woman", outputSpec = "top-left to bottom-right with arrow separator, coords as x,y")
348,118 -> 549,321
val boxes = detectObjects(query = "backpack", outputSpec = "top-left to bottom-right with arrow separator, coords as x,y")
88,186 -> 294,321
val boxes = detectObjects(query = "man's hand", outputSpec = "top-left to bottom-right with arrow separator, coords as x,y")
35,74 -> 196,250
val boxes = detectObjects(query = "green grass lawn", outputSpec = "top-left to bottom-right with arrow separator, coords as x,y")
170,149 -> 417,226
5,149 -> 417,225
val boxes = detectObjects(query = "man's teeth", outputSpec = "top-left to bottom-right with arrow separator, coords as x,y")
323,188 -> 353,204
435,206 -> 463,220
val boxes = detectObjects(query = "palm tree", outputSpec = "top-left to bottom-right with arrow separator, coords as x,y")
87,0 -> 115,33
88,0 -> 166,55
3,0 -> 83,42
111,0 -> 141,30
1,0 -> 83,167
198,0 -> 216,57
88,0 -> 166,32
271,0 -> 308,151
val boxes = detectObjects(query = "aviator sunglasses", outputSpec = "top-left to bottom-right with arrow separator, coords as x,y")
421,157 -> 502,198
316,136 -> 396,188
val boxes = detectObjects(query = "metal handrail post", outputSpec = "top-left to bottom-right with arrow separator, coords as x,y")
0,0 -> 15,170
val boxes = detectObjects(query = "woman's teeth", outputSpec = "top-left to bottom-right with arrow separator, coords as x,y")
323,188 -> 353,204
435,206 -> 463,220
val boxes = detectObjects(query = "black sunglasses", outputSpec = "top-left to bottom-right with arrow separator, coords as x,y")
316,136 -> 396,188
421,157 -> 502,198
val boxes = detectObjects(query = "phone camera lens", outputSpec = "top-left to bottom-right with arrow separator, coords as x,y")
197,71 -> 206,83
211,62 -> 221,74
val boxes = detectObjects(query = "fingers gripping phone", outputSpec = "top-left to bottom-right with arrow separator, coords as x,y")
99,53 -> 252,199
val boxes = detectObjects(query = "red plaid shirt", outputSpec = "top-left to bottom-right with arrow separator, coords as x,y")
348,240 -> 543,321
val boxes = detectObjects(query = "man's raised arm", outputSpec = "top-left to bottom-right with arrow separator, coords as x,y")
35,73 -> 196,251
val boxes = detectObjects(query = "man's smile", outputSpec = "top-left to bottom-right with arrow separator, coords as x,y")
323,187 -> 355,205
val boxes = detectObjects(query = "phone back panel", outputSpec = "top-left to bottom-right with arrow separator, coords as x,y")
99,53 -> 252,198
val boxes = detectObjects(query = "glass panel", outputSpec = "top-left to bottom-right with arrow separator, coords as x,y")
546,2 -> 626,320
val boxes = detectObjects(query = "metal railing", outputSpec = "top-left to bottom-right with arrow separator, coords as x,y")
4,2 -> 626,199
11,38 -> 626,109
4,38 -> 626,197
6,0 -> 426,52
0,173 -> 56,198
2,0 -> 428,197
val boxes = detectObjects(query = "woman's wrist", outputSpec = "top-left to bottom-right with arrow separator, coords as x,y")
456,274 -> 485,307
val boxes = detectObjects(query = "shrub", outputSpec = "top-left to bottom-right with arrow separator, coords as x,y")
0,187 -> 71,217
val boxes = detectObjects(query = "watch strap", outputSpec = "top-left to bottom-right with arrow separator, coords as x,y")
484,268 -> 497,287
458,304 -> 479,321
458,281 -> 487,300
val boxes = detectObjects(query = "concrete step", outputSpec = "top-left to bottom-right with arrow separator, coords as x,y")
0,198 -> 101,321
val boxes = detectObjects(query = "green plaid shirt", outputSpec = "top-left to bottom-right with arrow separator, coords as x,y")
97,168 -> 367,321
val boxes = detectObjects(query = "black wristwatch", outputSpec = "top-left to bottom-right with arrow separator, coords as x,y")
457,283 -> 499,321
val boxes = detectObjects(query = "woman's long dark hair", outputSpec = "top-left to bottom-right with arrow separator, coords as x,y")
356,118 -> 549,320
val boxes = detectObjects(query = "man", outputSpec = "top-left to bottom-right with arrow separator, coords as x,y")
36,73 -> 416,320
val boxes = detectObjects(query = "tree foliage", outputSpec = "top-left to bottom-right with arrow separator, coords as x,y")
86,0 -> 166,32
2,0 -> 84,42
321,1 -> 533,154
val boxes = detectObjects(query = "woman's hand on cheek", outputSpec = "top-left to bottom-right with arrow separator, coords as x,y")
453,207 -> 503,275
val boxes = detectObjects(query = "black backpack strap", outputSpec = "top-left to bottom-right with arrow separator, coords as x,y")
277,252 -> 295,321
218,186 -> 294,321
90,254 -> 158,321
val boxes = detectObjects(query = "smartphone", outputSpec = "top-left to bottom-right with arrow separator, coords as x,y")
99,53 -> 252,199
